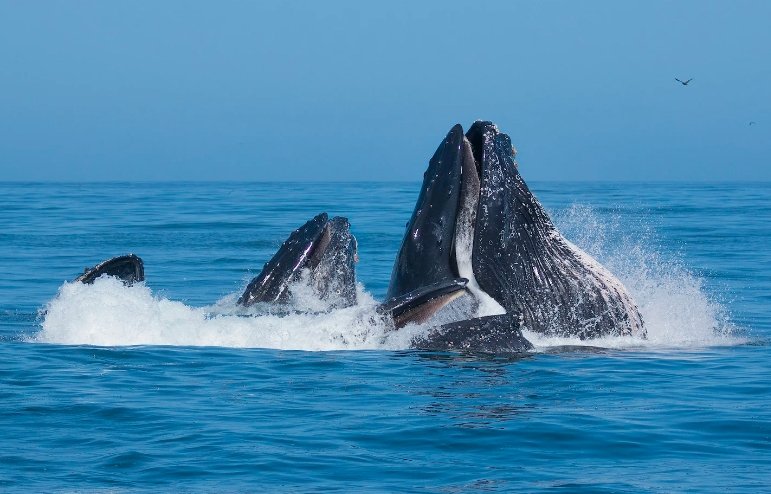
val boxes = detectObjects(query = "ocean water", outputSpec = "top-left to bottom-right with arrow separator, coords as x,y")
1,181 -> 769,492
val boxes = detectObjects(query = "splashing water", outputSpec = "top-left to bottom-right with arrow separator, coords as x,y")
37,204 -> 742,351
539,204 -> 742,349
38,277 -> 397,350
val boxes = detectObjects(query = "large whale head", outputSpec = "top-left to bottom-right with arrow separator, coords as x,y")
238,213 -> 358,309
386,121 -> 645,340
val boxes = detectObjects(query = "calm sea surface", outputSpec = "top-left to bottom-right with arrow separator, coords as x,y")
1,182 -> 770,492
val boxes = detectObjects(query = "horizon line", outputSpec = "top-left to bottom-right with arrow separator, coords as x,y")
3,178 -> 771,185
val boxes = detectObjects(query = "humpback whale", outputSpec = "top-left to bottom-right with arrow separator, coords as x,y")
59,120 -> 642,354
385,121 -> 644,343
237,213 -> 358,310
228,207 -> 530,352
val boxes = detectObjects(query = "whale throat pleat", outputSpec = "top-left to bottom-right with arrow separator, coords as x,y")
471,123 -> 644,339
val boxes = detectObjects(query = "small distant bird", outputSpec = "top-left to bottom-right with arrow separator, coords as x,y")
675,78 -> 693,86
749,121 -> 756,126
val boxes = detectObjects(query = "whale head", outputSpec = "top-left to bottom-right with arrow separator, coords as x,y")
385,121 -> 645,340
238,213 -> 358,309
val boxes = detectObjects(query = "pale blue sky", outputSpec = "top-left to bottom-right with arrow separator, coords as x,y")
1,1 -> 769,181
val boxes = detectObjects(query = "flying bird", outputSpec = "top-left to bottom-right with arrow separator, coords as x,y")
675,78 -> 693,86
749,121 -> 756,126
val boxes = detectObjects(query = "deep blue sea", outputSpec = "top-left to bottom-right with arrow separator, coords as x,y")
1,181 -> 770,492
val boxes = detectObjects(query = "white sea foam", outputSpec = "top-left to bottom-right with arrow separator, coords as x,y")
38,277 -> 400,350
37,205 -> 744,351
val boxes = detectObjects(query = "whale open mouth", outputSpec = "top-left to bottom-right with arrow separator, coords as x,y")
382,122 -> 498,327
237,213 -> 358,308
384,121 -> 644,339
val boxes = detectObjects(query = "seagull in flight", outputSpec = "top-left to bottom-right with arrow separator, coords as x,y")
675,78 -> 693,86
